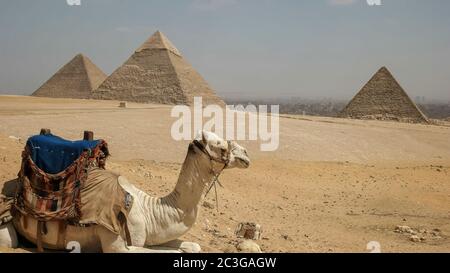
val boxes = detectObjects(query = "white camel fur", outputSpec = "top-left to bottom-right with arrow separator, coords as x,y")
0,131 -> 250,253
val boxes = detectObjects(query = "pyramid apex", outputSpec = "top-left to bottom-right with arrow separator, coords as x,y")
378,66 -> 391,73
72,54 -> 93,67
375,67 -> 398,79
136,31 -> 181,56
72,54 -> 93,65
74,53 -> 87,59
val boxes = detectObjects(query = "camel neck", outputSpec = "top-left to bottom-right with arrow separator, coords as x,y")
166,145 -> 214,214
141,147 -> 214,244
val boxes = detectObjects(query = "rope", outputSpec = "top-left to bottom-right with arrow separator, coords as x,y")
194,139 -> 231,213
204,165 -> 226,212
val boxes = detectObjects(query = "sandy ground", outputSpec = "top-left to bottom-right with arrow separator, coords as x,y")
0,95 -> 449,253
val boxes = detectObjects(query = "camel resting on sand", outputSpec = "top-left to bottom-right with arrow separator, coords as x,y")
0,130 -> 250,253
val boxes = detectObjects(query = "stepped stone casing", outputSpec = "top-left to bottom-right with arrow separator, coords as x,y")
92,31 -> 224,106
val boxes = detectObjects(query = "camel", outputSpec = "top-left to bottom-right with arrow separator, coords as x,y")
0,130 -> 250,253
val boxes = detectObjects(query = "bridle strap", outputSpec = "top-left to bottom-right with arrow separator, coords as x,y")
193,140 -> 231,167
193,140 -> 232,211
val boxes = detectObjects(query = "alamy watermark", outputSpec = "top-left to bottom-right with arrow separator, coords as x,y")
66,0 -> 81,6
366,0 -> 382,6
171,97 -> 279,152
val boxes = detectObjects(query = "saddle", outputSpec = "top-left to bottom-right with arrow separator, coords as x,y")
26,133 -> 104,175
11,129 -> 132,252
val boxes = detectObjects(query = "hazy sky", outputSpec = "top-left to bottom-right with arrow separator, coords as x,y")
0,0 -> 449,101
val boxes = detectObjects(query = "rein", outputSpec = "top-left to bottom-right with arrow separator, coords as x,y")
193,140 -> 231,211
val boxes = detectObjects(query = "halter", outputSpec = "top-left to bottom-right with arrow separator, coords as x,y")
193,139 -> 232,211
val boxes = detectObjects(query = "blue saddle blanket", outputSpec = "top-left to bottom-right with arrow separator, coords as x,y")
26,134 -> 100,174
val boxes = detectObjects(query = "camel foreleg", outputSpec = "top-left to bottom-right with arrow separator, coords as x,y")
154,239 -> 202,253
98,227 -> 181,253
0,223 -> 18,249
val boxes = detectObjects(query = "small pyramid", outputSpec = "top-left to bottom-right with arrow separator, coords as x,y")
339,67 -> 428,123
32,54 -> 107,99
92,31 -> 224,106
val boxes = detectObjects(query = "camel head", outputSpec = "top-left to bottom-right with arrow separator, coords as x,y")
194,130 -> 250,170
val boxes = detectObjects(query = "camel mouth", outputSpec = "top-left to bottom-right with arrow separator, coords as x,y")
237,157 -> 250,168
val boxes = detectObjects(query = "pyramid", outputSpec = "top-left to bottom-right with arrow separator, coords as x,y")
92,31 -> 224,106
32,54 -> 107,99
339,67 -> 428,123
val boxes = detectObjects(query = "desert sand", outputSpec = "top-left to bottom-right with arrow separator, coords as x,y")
0,95 -> 449,253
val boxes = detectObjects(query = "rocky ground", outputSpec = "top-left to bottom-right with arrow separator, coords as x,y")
0,95 -> 449,253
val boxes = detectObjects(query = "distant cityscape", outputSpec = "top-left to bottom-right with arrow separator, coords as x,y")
224,96 -> 450,119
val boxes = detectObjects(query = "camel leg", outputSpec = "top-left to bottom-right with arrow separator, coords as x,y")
0,223 -> 18,249
97,227 -> 181,253
155,239 -> 202,253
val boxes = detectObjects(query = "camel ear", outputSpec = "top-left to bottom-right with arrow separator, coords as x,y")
201,131 -> 208,145
195,130 -> 208,145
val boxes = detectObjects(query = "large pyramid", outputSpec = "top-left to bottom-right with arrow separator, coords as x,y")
92,31 -> 224,106
339,67 -> 428,123
32,54 -> 107,99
